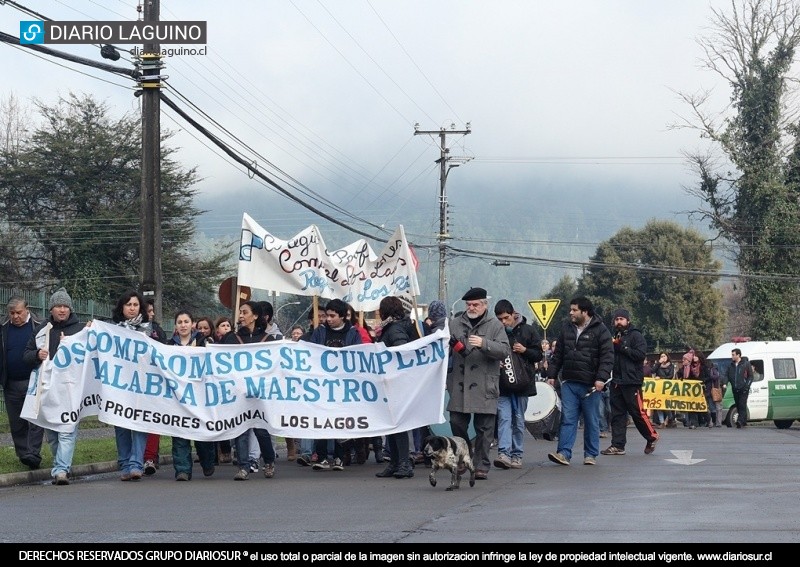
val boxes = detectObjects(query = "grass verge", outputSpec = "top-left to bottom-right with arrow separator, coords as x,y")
0,416 -> 118,475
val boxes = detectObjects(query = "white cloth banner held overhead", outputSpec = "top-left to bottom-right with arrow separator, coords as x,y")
22,321 -> 447,441
237,214 -> 420,311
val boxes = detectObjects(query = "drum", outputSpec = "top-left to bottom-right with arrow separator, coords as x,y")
524,381 -> 561,441
524,381 -> 559,423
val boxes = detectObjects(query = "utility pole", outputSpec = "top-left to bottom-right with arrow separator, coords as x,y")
413,123 -> 471,305
138,0 -> 163,321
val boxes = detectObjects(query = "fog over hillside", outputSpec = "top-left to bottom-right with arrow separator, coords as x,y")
194,162 -> 725,316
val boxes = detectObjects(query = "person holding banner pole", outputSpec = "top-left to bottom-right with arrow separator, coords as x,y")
110,290 -> 153,481
23,288 -> 85,486
374,296 -> 415,479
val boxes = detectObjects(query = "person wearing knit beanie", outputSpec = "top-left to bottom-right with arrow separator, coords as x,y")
611,308 -> 630,321
427,300 -> 447,322
48,287 -> 73,311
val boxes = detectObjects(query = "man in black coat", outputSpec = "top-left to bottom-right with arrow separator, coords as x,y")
492,300 -> 543,470
601,308 -> 659,456
546,296 -> 613,466
1,297 -> 43,469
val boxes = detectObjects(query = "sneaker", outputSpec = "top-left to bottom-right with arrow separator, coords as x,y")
584,456 -> 597,465
312,459 -> 331,471
509,457 -> 522,469
644,437 -> 658,455
548,452 -> 570,466
493,454 -> 512,469
234,469 -> 249,481
393,464 -> 414,479
375,464 -> 397,478
119,473 -> 131,481
475,469 -> 489,480
203,466 -> 215,477
331,458 -> 344,471
600,446 -> 626,455
144,460 -> 157,476
249,460 -> 260,473
53,472 -> 70,485
296,454 -> 311,467
130,470 -> 143,481
176,472 -> 190,481
263,463 -> 275,478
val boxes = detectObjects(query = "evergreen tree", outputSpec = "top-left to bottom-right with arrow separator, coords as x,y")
578,220 -> 723,351
0,92 -> 229,314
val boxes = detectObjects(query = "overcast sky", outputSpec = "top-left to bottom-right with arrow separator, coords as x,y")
1,1 -> 736,290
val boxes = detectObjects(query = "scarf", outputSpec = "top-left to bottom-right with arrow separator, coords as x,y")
118,314 -> 150,333
374,316 -> 397,338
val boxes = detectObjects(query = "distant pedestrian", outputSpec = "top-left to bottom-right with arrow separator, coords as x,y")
727,348 -> 753,428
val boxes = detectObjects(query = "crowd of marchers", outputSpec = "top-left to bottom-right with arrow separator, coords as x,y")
1,287 -> 752,486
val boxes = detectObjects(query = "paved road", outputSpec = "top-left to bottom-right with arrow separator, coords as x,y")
1,422 -> 799,545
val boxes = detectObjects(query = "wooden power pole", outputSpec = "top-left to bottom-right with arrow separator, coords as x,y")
413,123 -> 471,306
139,0 -> 163,320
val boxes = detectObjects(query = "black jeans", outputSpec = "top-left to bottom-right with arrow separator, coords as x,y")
733,389 -> 749,426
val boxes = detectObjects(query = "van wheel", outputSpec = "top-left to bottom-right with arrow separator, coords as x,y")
724,407 -> 736,428
774,419 -> 794,429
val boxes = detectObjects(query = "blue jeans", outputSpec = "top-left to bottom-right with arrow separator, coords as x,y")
556,381 -> 601,460
497,394 -> 528,459
298,438 -> 314,458
598,390 -> 610,432
235,428 -> 276,471
172,438 -> 216,478
114,426 -> 147,474
47,427 -> 77,477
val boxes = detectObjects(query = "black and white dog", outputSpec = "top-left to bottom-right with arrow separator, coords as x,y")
422,435 -> 476,490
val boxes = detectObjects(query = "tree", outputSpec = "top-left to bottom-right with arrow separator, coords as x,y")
0,92 -> 230,314
578,220 -> 724,351
677,0 -> 800,339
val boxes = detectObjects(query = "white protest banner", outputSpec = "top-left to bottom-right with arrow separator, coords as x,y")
22,320 -> 447,441
237,214 -> 420,311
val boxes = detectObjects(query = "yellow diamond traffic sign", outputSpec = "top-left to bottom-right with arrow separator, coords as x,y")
528,299 -> 561,330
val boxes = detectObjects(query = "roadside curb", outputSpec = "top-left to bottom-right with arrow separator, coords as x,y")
0,456 -> 175,488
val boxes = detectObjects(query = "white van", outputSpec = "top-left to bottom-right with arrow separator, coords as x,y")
708,340 -> 800,429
